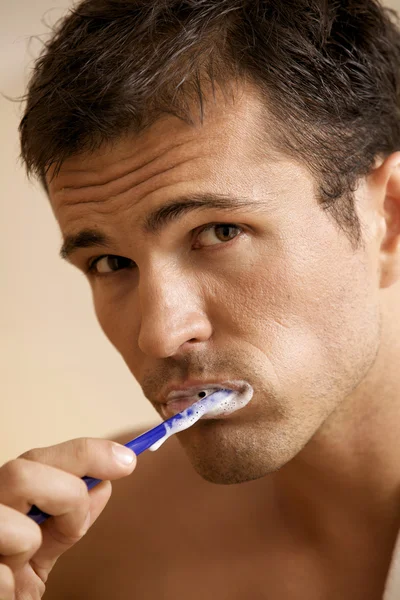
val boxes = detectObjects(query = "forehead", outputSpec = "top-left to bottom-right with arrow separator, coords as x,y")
47,86 -> 277,213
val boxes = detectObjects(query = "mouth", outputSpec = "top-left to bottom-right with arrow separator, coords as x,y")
159,381 -> 253,420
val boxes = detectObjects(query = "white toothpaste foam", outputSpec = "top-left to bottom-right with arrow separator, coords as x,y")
149,383 -> 253,452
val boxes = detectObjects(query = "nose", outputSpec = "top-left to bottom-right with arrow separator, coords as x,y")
137,267 -> 213,358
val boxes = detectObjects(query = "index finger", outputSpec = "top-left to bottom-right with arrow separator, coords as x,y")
20,438 -> 136,481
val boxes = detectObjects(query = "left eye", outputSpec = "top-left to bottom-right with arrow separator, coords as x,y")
195,224 -> 242,247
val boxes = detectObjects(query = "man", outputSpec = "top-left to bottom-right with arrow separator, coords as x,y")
1,0 -> 400,597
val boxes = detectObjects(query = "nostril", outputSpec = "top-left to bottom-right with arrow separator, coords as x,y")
198,391 -> 207,398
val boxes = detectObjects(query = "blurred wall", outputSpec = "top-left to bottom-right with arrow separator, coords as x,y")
0,0 -> 158,463
1,0 -> 400,463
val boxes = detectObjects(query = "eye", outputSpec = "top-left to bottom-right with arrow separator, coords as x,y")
87,255 -> 134,276
195,224 -> 242,248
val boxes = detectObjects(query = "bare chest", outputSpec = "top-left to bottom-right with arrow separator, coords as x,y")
85,535 -> 389,600
46,447 -> 394,600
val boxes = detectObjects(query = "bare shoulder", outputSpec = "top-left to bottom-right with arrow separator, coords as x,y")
44,427 -> 207,599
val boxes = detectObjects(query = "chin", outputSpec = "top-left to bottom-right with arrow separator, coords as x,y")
177,418 -> 304,485
187,453 -> 277,485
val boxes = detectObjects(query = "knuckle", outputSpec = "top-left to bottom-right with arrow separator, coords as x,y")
19,446 -> 41,461
29,520 -> 43,551
73,437 -> 91,465
0,505 -> 42,556
1,459 -> 30,489
20,519 -> 43,555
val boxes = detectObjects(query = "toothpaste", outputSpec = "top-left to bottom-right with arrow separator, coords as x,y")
149,384 -> 253,451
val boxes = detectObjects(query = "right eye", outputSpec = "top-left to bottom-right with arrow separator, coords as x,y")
87,255 -> 135,276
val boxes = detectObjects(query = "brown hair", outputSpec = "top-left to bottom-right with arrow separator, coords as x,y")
19,0 -> 400,245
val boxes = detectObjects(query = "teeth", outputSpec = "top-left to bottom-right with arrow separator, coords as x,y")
162,381 -> 253,421
167,385 -> 225,402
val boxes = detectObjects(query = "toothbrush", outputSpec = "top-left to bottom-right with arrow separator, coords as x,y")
27,388 -> 233,525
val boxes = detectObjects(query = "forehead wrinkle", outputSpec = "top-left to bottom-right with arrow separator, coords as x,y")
57,138 -> 193,189
55,154 -> 203,211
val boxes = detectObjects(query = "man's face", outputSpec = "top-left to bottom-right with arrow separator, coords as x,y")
48,86 -> 382,484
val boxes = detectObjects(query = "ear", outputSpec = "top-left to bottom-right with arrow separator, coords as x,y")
368,152 -> 400,289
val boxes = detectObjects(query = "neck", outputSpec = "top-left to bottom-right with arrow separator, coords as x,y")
273,286 -> 400,547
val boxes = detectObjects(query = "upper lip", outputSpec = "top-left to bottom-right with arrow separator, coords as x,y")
158,380 -> 242,404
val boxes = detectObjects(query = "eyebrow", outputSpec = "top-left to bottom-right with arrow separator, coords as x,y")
60,192 -> 263,261
60,229 -> 114,261
143,193 -> 260,234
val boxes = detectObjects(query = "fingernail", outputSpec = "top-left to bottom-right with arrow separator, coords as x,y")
112,443 -> 135,466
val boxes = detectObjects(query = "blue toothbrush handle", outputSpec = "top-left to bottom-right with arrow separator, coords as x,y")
27,422 -> 167,525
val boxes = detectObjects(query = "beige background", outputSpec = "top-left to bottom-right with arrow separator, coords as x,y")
1,0 -> 400,464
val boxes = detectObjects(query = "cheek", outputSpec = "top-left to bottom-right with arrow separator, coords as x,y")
91,286 -> 140,357
211,226 -> 380,400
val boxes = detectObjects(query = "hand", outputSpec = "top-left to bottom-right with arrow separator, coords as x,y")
0,438 -> 136,599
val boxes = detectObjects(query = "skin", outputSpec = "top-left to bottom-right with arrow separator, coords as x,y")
0,439 -> 136,599
2,82 -> 400,598
48,84 -> 398,487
